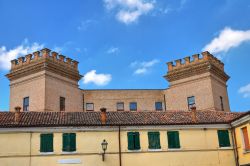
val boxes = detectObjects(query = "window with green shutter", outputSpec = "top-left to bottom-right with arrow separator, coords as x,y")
127,132 -> 140,150
62,133 -> 76,152
148,132 -> 161,149
167,131 -> 180,149
217,130 -> 230,147
40,133 -> 53,153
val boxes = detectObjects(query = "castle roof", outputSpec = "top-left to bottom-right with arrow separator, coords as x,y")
0,110 -> 248,128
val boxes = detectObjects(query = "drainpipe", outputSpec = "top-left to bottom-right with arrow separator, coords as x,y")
29,132 -> 32,166
230,125 -> 239,166
163,94 -> 167,111
118,126 -> 122,166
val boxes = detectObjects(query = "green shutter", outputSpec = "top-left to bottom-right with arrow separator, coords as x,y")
40,134 -> 53,152
148,132 -> 161,149
134,132 -> 140,150
218,130 -> 230,147
70,133 -> 76,151
63,133 -> 76,152
127,132 -> 134,150
168,131 -> 180,149
127,132 -> 140,150
63,133 -> 68,151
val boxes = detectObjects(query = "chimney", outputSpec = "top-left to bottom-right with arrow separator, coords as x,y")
14,106 -> 21,123
100,108 -> 107,125
190,105 -> 197,123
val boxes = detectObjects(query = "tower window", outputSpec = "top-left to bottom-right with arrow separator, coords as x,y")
60,97 -> 65,111
220,96 -> 224,111
187,96 -> 195,110
23,97 -> 29,112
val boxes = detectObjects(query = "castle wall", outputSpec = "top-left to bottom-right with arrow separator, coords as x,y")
9,71 -> 46,112
83,90 -> 164,111
45,71 -> 83,112
210,75 -> 230,111
164,73 -> 215,111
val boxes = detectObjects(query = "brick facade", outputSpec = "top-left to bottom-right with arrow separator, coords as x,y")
6,49 -> 230,112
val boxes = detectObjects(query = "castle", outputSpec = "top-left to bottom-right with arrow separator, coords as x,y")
6,48 -> 230,113
0,48 -> 249,166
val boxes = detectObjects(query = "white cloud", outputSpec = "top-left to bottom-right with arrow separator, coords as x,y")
0,39 -> 44,70
107,47 -> 119,54
77,19 -> 98,31
83,70 -> 112,86
238,83 -> 250,98
203,27 -> 250,55
131,59 -> 159,75
104,0 -> 155,24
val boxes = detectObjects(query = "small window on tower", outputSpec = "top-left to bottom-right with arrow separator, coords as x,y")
187,96 -> 195,110
23,97 -> 29,112
220,96 -> 224,111
60,97 -> 65,111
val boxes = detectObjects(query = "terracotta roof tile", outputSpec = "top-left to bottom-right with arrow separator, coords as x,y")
0,110 -> 246,128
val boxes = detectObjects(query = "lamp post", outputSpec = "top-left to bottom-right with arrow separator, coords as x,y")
101,139 -> 108,161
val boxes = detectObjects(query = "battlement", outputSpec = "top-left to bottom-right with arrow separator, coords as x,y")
10,48 -> 79,71
166,51 -> 224,72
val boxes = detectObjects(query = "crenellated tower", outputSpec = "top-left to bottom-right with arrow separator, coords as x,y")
6,48 -> 83,112
164,51 -> 230,111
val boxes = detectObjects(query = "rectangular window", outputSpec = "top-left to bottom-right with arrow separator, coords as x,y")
155,102 -> 163,111
86,103 -> 94,111
217,130 -> 231,147
129,102 -> 137,111
127,132 -> 140,150
148,132 -> 161,149
220,96 -> 224,111
117,102 -> 124,111
23,97 -> 29,112
62,133 -> 76,152
187,96 -> 195,110
242,127 -> 250,151
40,134 -> 53,153
167,131 -> 180,149
60,97 -> 65,111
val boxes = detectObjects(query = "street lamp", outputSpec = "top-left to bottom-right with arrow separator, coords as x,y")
101,139 -> 108,161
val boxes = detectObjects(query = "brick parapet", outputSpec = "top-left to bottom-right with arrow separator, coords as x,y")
10,48 -> 79,71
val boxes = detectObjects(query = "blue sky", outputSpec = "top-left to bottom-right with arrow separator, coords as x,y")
0,0 -> 250,112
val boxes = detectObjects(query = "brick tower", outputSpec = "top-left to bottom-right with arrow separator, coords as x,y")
164,51 -> 230,111
6,48 -> 83,112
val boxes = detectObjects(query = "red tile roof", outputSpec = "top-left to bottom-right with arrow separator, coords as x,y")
0,110 -> 247,128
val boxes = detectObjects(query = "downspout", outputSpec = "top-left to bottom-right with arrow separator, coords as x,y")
29,132 -> 32,166
163,94 -> 167,111
230,125 -> 239,166
118,125 -> 122,166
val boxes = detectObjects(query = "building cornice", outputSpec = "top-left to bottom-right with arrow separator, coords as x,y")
0,124 -> 231,133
